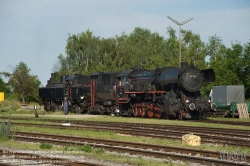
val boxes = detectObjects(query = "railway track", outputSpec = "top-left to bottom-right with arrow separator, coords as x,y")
1,116 -> 250,126
13,131 -> 250,166
0,149 -> 102,166
10,122 -> 250,147
196,119 -> 250,126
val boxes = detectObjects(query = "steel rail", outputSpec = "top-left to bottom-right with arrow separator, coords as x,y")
0,149 -> 102,166
1,116 -> 250,127
13,132 -> 250,166
11,122 -> 250,147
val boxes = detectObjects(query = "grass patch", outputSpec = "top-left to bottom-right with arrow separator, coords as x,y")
77,144 -> 93,153
3,114 -> 250,131
2,109 -> 249,130
208,117 -> 250,122
0,115 -> 14,141
1,112 -> 250,165
9,125 -> 250,155
40,142 -> 53,149
0,100 -> 21,113
0,139 -> 189,166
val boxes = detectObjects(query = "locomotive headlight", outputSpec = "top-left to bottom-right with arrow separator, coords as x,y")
80,95 -> 84,99
189,103 -> 196,110
186,99 -> 190,103
211,103 -> 217,110
208,99 -> 211,103
115,109 -> 120,113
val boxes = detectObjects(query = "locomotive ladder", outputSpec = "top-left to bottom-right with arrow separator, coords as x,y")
237,103 -> 249,118
90,79 -> 96,109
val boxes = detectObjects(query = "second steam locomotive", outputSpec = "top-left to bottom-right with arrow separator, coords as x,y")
39,62 -> 215,120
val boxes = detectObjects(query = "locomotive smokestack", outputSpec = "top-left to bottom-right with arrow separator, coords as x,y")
51,73 -> 56,83
181,62 -> 188,69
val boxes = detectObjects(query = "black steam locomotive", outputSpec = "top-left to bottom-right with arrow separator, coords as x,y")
39,62 -> 215,119
39,72 -> 119,114
114,62 -> 215,119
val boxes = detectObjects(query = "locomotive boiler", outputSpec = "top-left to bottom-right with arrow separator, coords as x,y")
114,62 -> 215,119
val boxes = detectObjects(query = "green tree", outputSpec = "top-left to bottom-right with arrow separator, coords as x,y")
114,27 -> 165,70
95,38 -> 117,72
56,28 -> 250,100
0,77 -> 10,93
206,35 -> 224,61
62,30 -> 107,75
57,54 -> 70,75
182,30 -> 207,69
200,35 -> 227,97
63,31 -> 111,75
61,27 -> 166,74
164,26 -> 179,67
206,42 -> 247,99
242,41 -> 250,99
113,32 -> 130,70
3,62 -> 41,103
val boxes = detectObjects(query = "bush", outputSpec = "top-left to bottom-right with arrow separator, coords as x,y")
0,99 -> 21,113
0,115 -> 13,141
78,144 -> 93,153
95,148 -> 105,154
40,142 -> 53,149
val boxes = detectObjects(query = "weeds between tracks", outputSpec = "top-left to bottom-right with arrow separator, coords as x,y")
0,115 -> 15,141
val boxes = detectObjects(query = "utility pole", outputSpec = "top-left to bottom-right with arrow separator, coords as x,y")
168,16 -> 193,67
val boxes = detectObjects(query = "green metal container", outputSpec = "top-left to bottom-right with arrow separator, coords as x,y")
213,102 -> 238,117
246,102 -> 250,113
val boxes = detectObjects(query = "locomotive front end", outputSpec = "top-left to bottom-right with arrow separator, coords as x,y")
179,66 -> 205,92
180,64 -> 215,119
154,62 -> 215,119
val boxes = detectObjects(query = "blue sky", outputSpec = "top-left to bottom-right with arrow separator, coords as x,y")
0,0 -> 250,86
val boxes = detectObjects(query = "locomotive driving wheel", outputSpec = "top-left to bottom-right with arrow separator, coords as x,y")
138,107 -> 142,117
155,109 -> 161,119
147,110 -> 154,118
140,103 -> 146,118
147,103 -> 154,118
133,104 -> 139,117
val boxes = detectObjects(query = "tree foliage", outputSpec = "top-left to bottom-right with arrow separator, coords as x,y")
3,62 -> 41,103
0,77 -> 10,93
206,39 -> 250,99
182,30 -> 206,68
56,27 -> 250,100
